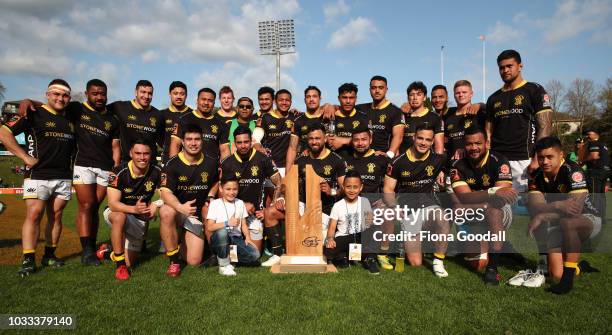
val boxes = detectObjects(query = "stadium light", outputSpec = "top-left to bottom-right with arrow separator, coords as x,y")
258,19 -> 296,91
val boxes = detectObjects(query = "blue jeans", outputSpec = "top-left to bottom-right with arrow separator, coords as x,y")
210,229 -> 260,266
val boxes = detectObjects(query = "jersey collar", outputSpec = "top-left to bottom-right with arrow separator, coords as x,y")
169,105 -> 189,113
270,109 -> 288,119
409,107 -> 429,118
335,108 -> 356,118
41,104 -> 59,115
311,148 -> 331,160
543,158 -> 565,183
178,151 -> 204,165
83,101 -> 107,114
305,110 -> 322,118
353,149 -> 375,158
501,80 -> 528,92
472,150 -> 490,168
217,109 -> 237,118
128,160 -> 149,178
193,109 -> 214,119
372,100 -> 391,110
406,148 -> 430,162
234,148 -> 257,163
131,99 -> 151,111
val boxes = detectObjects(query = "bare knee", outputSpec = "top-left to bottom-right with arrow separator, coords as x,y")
159,205 -> 177,224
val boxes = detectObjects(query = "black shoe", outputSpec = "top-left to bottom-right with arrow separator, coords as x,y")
578,260 -> 600,273
18,259 -> 37,277
200,255 -> 218,268
334,258 -> 349,269
484,268 -> 501,285
41,256 -> 65,268
362,257 -> 380,275
81,252 -> 101,266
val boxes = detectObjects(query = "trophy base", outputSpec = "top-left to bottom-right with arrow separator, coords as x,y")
270,255 -> 337,273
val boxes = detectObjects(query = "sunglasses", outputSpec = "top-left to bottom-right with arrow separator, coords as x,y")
238,104 -> 253,109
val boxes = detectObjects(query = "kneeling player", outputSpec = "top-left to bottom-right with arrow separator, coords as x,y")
527,137 -> 601,294
105,140 -> 161,280
206,176 -> 260,276
159,124 -> 219,277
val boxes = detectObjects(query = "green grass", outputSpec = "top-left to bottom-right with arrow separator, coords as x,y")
0,156 -> 24,187
1,196 -> 612,334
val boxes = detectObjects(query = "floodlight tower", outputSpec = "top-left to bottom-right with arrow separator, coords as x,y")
258,19 -> 296,91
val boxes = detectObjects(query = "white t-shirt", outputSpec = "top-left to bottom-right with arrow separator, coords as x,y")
207,198 -> 248,236
329,197 -> 372,237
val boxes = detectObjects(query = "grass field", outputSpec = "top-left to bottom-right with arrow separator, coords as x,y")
1,194 -> 611,334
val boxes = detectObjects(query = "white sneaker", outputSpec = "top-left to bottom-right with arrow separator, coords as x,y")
218,265 -> 237,276
433,259 -> 448,278
508,270 -> 532,286
522,270 -> 545,288
261,255 -> 281,267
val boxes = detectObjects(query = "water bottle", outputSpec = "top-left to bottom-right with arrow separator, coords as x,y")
395,246 -> 405,273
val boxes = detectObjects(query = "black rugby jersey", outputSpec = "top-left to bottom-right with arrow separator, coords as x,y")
486,81 -> 551,160
400,108 -> 444,153
356,101 -> 404,152
160,105 -> 191,164
172,110 -> 229,160
2,105 -> 75,180
528,160 -> 598,216
586,140 -> 610,170
346,149 -> 389,194
221,148 -> 279,210
108,161 -> 161,206
296,149 -> 347,214
292,111 -> 323,151
442,107 -> 487,156
260,110 -> 294,167
67,102 -> 120,171
386,149 -> 446,207
333,109 -> 371,159
160,152 -> 219,220
108,100 -> 164,163
450,150 -> 512,191
215,110 -> 237,131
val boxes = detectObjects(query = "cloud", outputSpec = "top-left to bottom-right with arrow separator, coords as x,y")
324,0 -> 350,23
0,51 -> 73,76
539,0 -> 611,44
486,21 -> 524,44
327,17 -> 378,49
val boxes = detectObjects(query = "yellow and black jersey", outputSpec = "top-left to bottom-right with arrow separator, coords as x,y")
260,110 -> 295,167
333,109 -> 371,159
296,149 -> 347,214
356,101 -> 404,152
108,100 -> 164,163
215,110 -> 237,131
292,111 -> 323,151
450,150 -> 512,191
108,161 -> 161,206
386,149 -> 446,207
221,148 -> 279,210
160,152 -> 219,221
172,110 -> 229,161
346,149 -> 389,194
65,102 -> 119,171
528,161 -> 598,216
586,140 -> 610,170
400,108 -> 444,153
2,105 -> 75,180
486,81 -> 551,160
442,106 -> 487,156
160,105 -> 191,164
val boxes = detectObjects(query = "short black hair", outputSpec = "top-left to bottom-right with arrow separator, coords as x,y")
275,89 -> 292,100
86,79 -> 106,91
197,87 -> 216,99
415,123 -> 435,134
431,84 -> 447,95
535,136 -> 562,152
233,125 -> 252,138
344,170 -> 362,183
351,125 -> 371,137
370,75 -> 387,85
48,78 -> 71,89
258,86 -> 275,97
407,81 -> 427,96
169,81 -> 187,93
464,126 -> 486,137
497,49 -> 522,64
584,128 -> 599,135
338,83 -> 358,95
237,96 -> 253,107
220,174 -> 239,185
304,85 -> 321,97
307,123 -> 327,135
130,138 -> 152,149
135,80 -> 153,90
181,124 -> 203,139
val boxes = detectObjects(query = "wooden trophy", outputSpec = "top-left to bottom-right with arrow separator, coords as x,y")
270,164 -> 337,273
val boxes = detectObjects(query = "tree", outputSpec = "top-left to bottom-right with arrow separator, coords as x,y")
546,79 -> 566,135
581,78 -> 612,152
565,78 -> 597,134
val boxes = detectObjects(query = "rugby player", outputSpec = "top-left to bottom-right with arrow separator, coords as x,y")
582,129 -> 609,221
0,79 -> 76,276
430,85 -> 449,115
159,124 -> 219,277
160,81 -> 191,164
327,83 -> 371,159
286,85 -> 324,170
256,86 -> 275,118
527,137 -> 601,294
169,88 -> 230,161
383,124 -> 450,277
450,127 -> 517,285
400,81 -> 444,154
216,86 -> 237,126
228,97 -> 257,150
221,126 -> 282,252
262,123 -> 347,266
105,140 -> 162,280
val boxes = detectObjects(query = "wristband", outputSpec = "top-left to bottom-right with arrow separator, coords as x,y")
386,151 -> 395,159
487,187 -> 501,196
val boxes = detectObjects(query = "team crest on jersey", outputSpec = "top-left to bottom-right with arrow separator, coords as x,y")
347,164 -> 354,171
144,181 -> 154,192
494,101 -> 501,109
500,164 -> 510,175
251,166 -> 259,176
201,172 -> 209,183
301,125 -> 308,132
45,121 -> 56,128
104,121 -> 112,131
285,120 -> 293,129
323,165 -> 332,176
81,114 -> 91,121
367,163 -> 375,173
179,175 -> 188,182
447,124 -> 454,130
337,123 -> 344,129
514,95 -> 524,106
235,172 -> 241,178
425,165 -> 434,177
211,125 -> 218,134
571,172 -> 583,183
482,174 -> 490,187
124,188 -> 133,193
165,118 -> 172,124
464,120 -> 472,129
128,114 -> 137,121
466,178 -> 476,185
378,114 -> 387,124
269,124 -> 277,130
149,117 -> 157,127
352,121 -> 360,128
401,170 -> 410,177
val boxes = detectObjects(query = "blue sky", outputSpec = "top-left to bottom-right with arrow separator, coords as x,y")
0,0 -> 610,111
